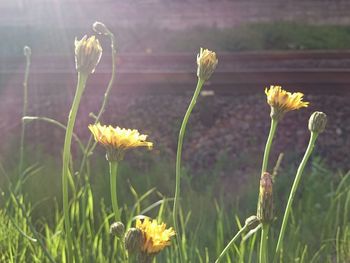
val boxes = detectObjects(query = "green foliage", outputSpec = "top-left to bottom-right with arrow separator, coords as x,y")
1,150 -> 349,262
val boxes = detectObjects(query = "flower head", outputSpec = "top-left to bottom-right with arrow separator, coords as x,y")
265,85 -> 309,120
110,221 -> 125,238
136,218 -> 175,255
75,35 -> 102,74
197,48 -> 218,81
308,111 -> 327,134
88,123 -> 153,161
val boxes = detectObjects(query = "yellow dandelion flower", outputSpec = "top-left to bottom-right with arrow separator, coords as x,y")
88,123 -> 153,161
136,218 -> 175,255
265,85 -> 309,120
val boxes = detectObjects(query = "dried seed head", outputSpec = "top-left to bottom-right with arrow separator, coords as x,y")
308,111 -> 327,134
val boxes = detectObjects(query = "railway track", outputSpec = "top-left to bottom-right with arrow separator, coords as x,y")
1,51 -> 350,94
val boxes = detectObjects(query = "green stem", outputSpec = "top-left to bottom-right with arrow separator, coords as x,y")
215,225 -> 248,263
274,132 -> 318,258
259,224 -> 269,263
78,32 -> 117,177
18,49 -> 31,182
62,72 -> 88,263
257,118 -> 277,263
173,78 -> 205,262
261,118 -> 278,175
109,161 -> 120,221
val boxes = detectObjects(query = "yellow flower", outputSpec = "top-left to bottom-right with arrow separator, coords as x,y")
88,123 -> 153,161
265,85 -> 309,120
197,48 -> 218,81
75,35 -> 102,74
136,218 -> 175,255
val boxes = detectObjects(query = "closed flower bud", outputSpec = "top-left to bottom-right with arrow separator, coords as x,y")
110,221 -> 125,238
23,46 -> 31,57
244,215 -> 260,231
75,35 -> 102,74
197,48 -> 218,81
308,111 -> 327,134
93,21 -> 111,36
257,172 -> 274,224
125,227 -> 144,254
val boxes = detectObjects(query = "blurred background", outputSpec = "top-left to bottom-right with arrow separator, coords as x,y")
0,0 -> 349,225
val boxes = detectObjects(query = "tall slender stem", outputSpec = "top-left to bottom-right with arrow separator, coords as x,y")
259,224 -> 269,263
78,32 -> 117,177
19,48 -> 31,181
261,118 -> 278,175
215,224 -> 248,263
275,132 -> 318,258
62,72 -> 88,263
109,161 -> 120,221
173,78 -> 205,262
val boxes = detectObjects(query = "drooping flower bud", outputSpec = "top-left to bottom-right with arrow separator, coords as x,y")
23,46 -> 31,57
308,111 -> 327,134
75,35 -> 102,74
125,227 -> 144,254
93,21 -> 111,36
110,221 -> 125,238
257,172 -> 274,224
244,215 -> 260,231
196,48 -> 218,81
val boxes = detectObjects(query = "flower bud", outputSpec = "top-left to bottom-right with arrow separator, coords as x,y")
110,221 -> 125,238
197,48 -> 218,81
75,35 -> 102,74
124,227 -> 144,254
23,46 -> 31,57
244,215 -> 260,231
308,111 -> 327,134
93,21 -> 111,36
257,172 -> 274,224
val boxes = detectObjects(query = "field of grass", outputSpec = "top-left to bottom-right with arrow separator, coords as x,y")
0,22 -> 349,263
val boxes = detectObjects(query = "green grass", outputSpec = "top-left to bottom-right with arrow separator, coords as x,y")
0,148 -> 349,262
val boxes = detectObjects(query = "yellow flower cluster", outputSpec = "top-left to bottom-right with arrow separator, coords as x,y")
136,218 -> 175,255
89,123 -> 153,151
265,85 -> 309,120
